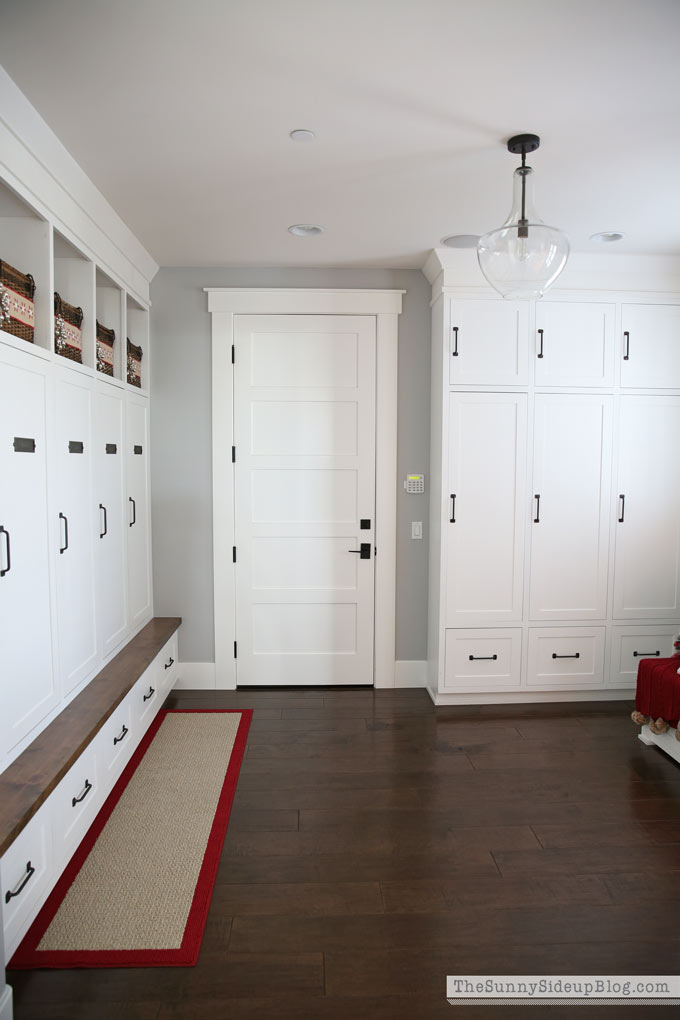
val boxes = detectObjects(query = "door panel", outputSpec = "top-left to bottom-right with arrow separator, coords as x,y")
621,304 -> 680,389
449,299 -> 529,385
126,399 -> 151,630
529,394 -> 612,620
445,392 -> 527,625
234,314 -> 376,686
94,390 -> 127,656
535,301 -> 615,387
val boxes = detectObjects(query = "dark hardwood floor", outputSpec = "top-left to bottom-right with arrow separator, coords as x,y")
8,689 -> 680,1019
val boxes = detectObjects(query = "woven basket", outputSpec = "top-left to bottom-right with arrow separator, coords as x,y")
54,293 -> 84,363
96,321 -> 116,376
0,259 -> 36,343
127,338 -> 143,387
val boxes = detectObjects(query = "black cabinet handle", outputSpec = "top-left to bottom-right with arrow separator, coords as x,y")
633,651 -> 661,658
552,652 -> 580,659
72,779 -> 92,807
164,657 -> 175,670
533,494 -> 541,523
452,326 -> 459,357
99,503 -> 107,538
537,328 -> 544,359
113,724 -> 129,745
618,494 -> 625,523
5,861 -> 35,903
143,686 -> 155,702
0,525 -> 10,577
623,331 -> 630,361
59,512 -> 69,554
129,496 -> 136,528
450,494 -> 456,523
469,654 -> 498,661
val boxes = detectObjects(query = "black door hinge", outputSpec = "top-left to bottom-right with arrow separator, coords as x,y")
234,641 -> 237,659
232,546 -> 237,563
232,446 -> 236,463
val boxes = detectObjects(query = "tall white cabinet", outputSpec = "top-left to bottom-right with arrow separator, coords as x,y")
427,261 -> 680,705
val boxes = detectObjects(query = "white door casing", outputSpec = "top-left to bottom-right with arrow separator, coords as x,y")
207,289 -> 402,690
233,314 -> 376,685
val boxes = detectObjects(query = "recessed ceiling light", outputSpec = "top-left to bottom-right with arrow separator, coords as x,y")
288,223 -> 324,237
290,129 -> 316,142
589,231 -> 625,243
441,234 -> 481,249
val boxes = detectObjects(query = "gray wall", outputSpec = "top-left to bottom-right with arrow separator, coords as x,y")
150,267 -> 431,664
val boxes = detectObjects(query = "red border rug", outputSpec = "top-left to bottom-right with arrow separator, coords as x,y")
9,708 -> 251,969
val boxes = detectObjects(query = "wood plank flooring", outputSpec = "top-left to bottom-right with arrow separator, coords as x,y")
8,689 -> 680,1019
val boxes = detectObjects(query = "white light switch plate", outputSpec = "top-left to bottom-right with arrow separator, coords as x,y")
411,521 -> 423,540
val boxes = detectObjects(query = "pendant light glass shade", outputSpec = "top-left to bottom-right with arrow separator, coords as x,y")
477,155 -> 569,300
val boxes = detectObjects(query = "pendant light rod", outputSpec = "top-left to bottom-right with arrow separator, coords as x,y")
507,134 -> 540,240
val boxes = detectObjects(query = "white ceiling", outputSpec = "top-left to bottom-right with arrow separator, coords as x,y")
1,0 -> 679,269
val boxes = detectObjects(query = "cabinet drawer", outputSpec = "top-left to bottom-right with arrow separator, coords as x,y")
444,629 -> 522,691
136,664 -> 160,729
609,626 -> 677,689
91,696 -> 136,794
1,799 -> 53,958
157,632 -> 178,694
527,627 -> 605,688
50,745 -> 101,872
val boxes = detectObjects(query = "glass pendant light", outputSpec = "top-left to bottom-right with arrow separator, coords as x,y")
477,134 -> 569,299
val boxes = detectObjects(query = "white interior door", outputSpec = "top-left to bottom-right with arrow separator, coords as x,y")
233,314 -> 376,685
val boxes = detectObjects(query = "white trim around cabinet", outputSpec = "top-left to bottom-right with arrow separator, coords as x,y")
207,288 -> 403,690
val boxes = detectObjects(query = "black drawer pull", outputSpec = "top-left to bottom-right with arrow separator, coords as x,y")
618,494 -> 625,523
633,650 -> 661,658
450,494 -> 456,524
0,525 -> 10,577
623,330 -> 630,361
451,326 -> 459,357
59,512 -> 69,554
72,779 -> 92,807
5,861 -> 35,903
552,652 -> 580,659
537,328 -> 544,359
113,724 -> 129,745
99,503 -> 107,538
143,686 -> 155,702
469,654 -> 498,661
164,657 -> 175,670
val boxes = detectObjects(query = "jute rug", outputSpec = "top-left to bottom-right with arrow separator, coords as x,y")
9,708 -> 251,968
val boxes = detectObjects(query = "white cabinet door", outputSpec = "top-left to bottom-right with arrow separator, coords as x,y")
125,398 -> 152,630
445,392 -> 527,625
535,301 -> 615,387
0,351 -> 57,755
53,372 -> 98,696
449,299 -> 529,385
613,396 -> 680,619
529,394 -> 612,621
94,388 -> 128,657
621,304 -> 680,389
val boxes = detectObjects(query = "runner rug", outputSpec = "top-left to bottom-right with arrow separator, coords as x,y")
9,708 -> 251,969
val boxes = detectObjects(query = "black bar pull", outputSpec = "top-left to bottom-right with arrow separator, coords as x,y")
99,503 -> 107,538
469,654 -> 498,661
348,543 -> 371,559
618,494 -> 625,523
143,686 -> 155,702
537,328 -> 544,358
451,326 -> 459,357
552,652 -> 580,659
68,441 -> 84,454
113,724 -> 129,745
0,525 -> 10,577
623,331 -> 630,361
633,650 -> 661,658
72,779 -> 92,807
13,437 -> 35,453
450,494 -> 456,523
59,512 -> 69,554
5,862 -> 35,903
533,494 -> 541,523
164,657 -> 175,670
129,496 -> 136,527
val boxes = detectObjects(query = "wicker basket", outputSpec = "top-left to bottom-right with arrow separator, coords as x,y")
96,321 -> 116,376
0,259 -> 36,343
54,293 -> 84,363
127,338 -> 143,387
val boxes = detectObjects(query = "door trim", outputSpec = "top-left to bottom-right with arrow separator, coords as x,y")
206,288 -> 403,690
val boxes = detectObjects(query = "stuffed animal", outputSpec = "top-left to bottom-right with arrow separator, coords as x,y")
674,631 -> 680,674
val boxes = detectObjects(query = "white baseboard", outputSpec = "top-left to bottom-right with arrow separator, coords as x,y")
173,662 -> 216,690
0,984 -> 13,1020
394,660 -> 427,688
432,688 -> 634,706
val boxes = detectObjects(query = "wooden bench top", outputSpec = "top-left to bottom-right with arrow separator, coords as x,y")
0,617 -> 181,856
